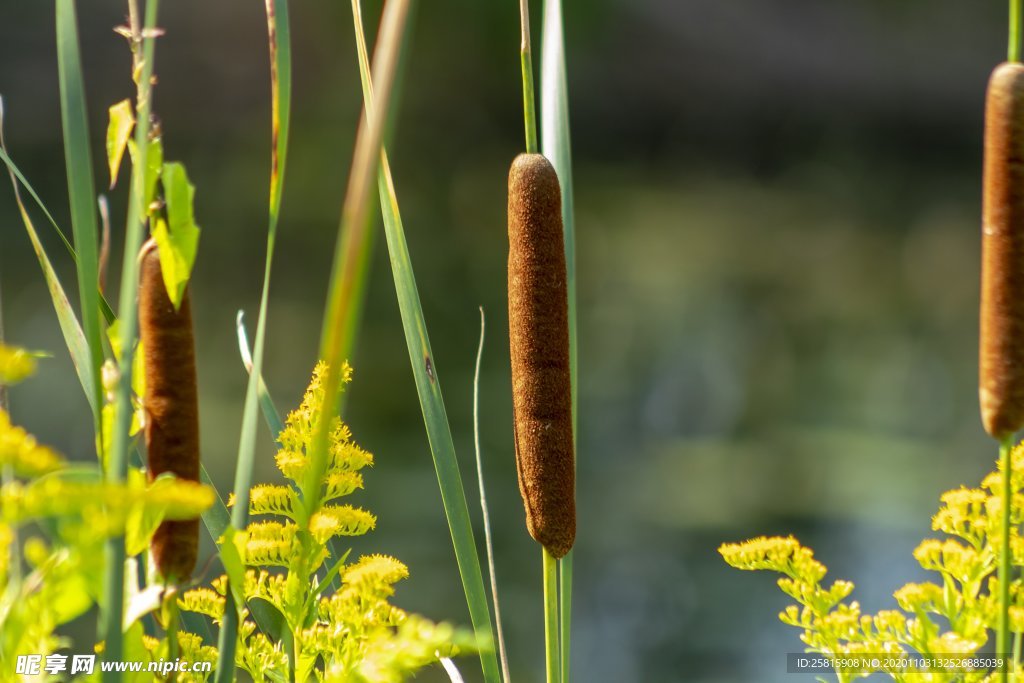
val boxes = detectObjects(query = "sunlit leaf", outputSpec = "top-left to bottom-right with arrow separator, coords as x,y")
106,99 -> 134,189
152,161 -> 200,309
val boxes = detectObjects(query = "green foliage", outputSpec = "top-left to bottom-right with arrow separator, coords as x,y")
153,161 -> 201,309
106,99 -> 133,188
719,441 -> 1024,682
177,363 -> 476,682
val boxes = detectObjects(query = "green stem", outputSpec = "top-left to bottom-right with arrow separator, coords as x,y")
102,2 -> 159,679
1014,629 -> 1021,681
1001,434 -> 1015,682
1012,0 -> 1023,63
543,548 -> 561,683
519,0 -> 538,153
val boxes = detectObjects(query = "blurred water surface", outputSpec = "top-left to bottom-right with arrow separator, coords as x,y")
0,1 -> 1007,681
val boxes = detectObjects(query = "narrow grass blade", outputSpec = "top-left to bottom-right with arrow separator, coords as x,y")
0,100 -> 97,416
0,144 -> 115,324
216,0 -> 292,678
103,2 -> 161,677
349,4 -> 499,680
472,308 -> 511,683
236,311 -> 284,439
56,0 -> 104,435
540,2 -> 576,679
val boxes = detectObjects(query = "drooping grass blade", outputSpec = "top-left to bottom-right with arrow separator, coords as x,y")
0,114 -> 96,415
0,143 -> 115,324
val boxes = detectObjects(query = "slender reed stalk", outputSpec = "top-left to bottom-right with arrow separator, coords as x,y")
306,0 -> 410,516
1012,0 -> 1023,63
520,0 -> 538,154
543,548 -> 561,683
102,2 -> 160,677
473,308 -> 511,683
1002,434 -> 1015,681
216,1 -> 292,678
540,1 -> 576,678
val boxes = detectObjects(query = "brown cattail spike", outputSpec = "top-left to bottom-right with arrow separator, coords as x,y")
981,62 -> 1024,439
139,241 -> 201,581
507,153 -> 575,558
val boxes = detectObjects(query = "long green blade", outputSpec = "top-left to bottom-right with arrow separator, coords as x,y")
540,1 -> 576,680
349,3 -> 499,680
216,0 -> 292,679
56,0 -> 104,431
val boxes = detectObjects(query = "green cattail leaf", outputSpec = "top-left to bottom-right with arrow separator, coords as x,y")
56,0 -> 104,437
106,99 -> 134,189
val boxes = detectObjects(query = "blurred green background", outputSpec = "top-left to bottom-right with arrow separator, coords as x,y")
0,1 -> 1010,681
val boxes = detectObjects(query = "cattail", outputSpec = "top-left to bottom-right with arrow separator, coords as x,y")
507,153 -> 575,558
139,241 -> 201,581
981,62 -> 1024,439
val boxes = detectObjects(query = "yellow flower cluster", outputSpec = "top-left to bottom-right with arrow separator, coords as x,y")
0,409 -> 63,478
720,442 -> 1024,681
177,363 -> 470,681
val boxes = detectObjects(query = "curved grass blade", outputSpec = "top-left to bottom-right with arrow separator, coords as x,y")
56,0 -> 104,438
540,1 -> 576,679
0,99 -> 97,416
472,308 -> 511,683
349,3 -> 499,680
236,311 -> 284,438
0,144 -> 115,324
216,1 -> 292,678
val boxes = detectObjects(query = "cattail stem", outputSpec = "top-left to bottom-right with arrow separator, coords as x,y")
519,0 -> 538,154
1002,434 -> 1015,682
103,1 -> 160,677
543,548 -> 560,683
1012,0 -> 1023,63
